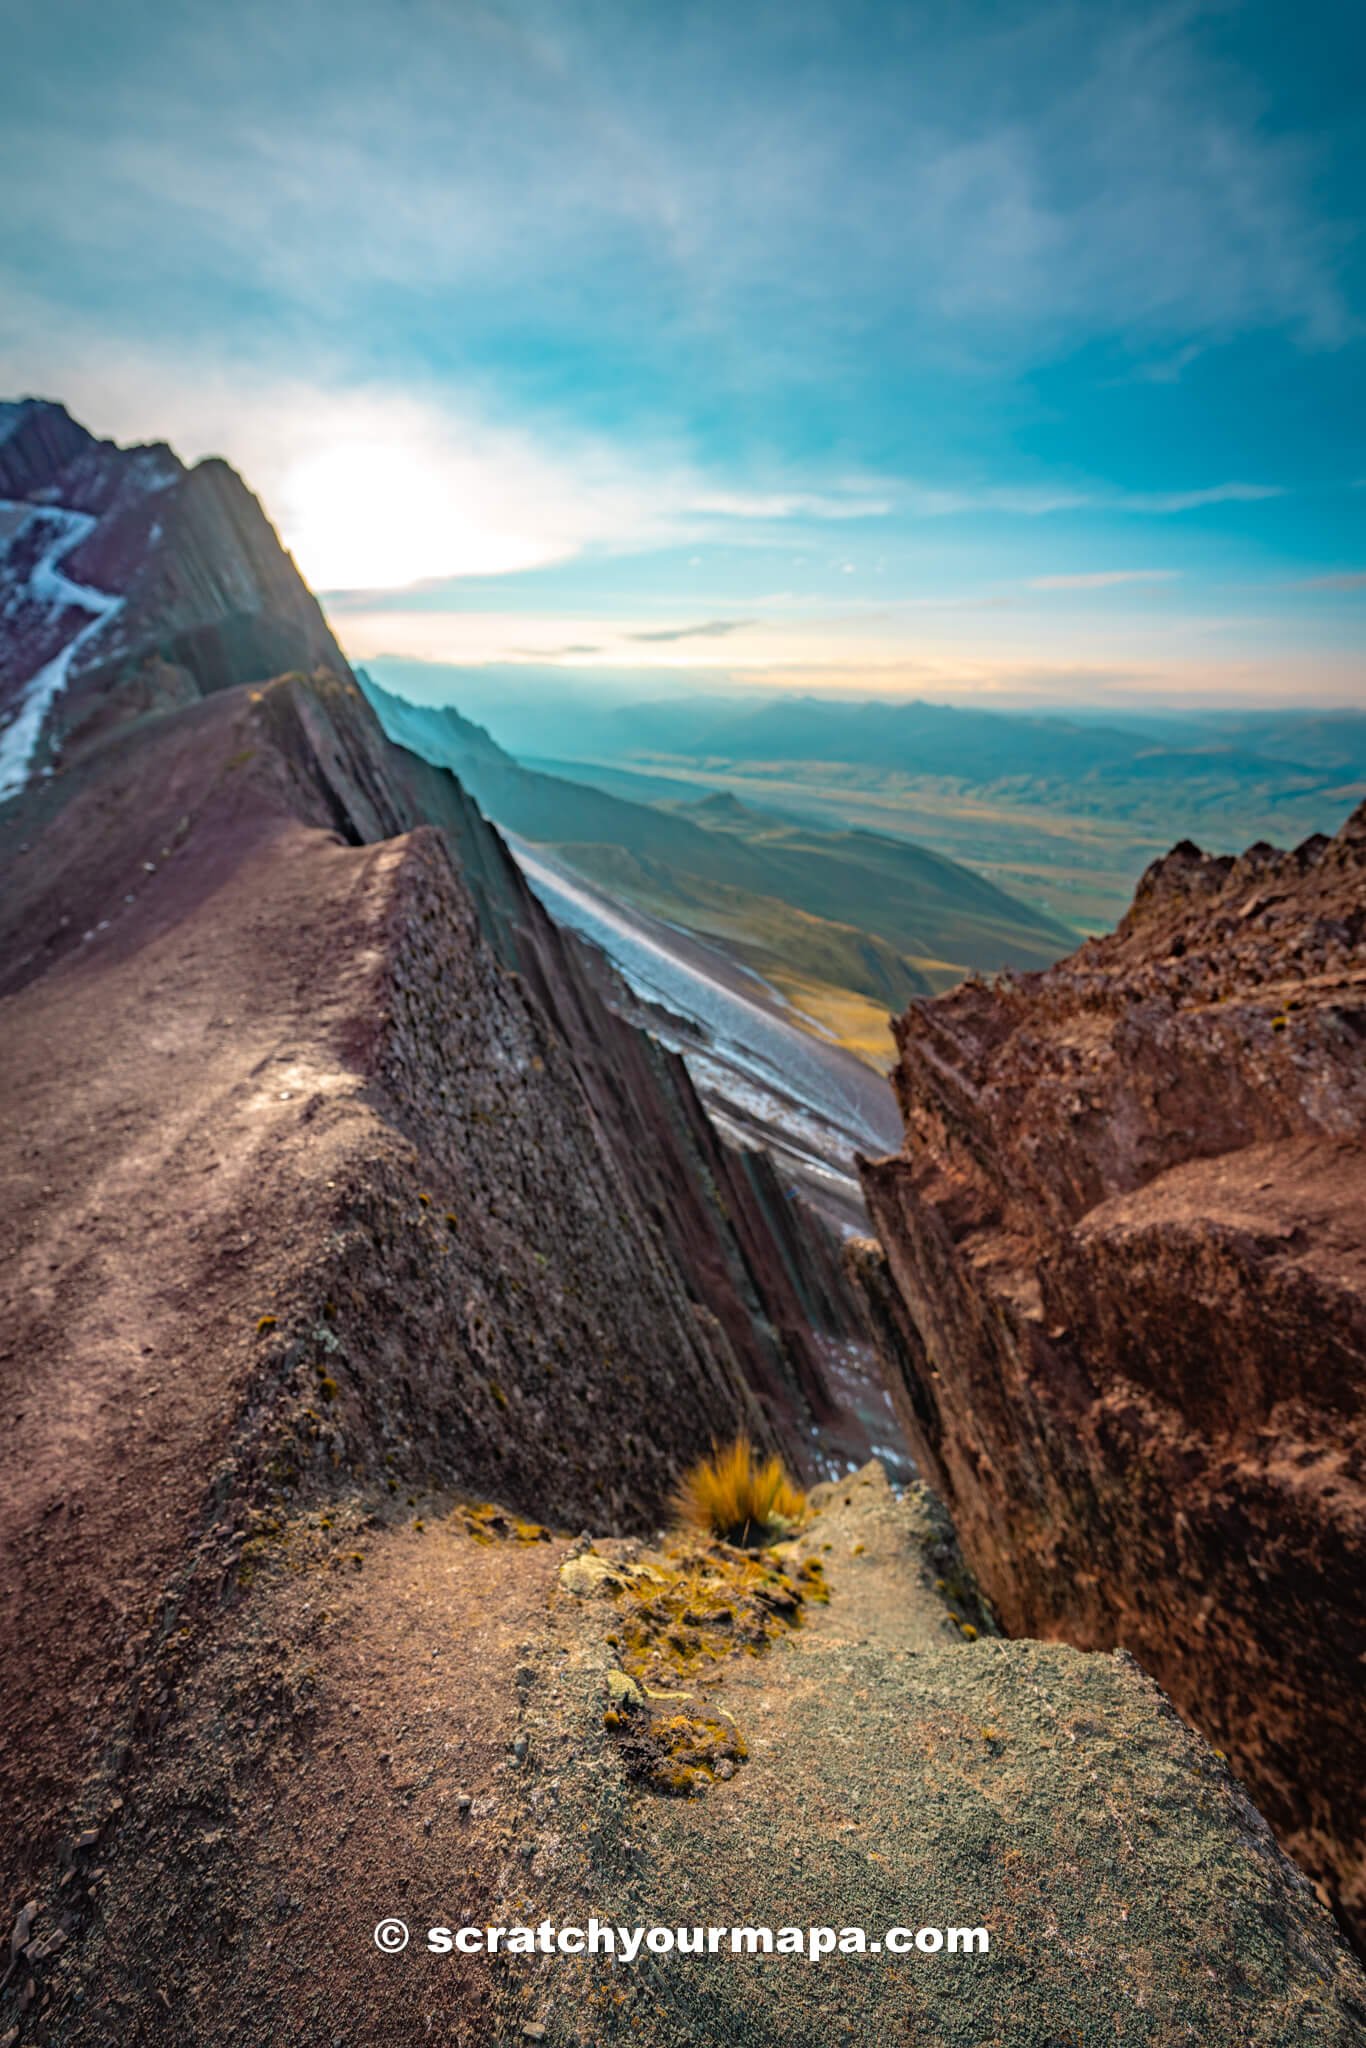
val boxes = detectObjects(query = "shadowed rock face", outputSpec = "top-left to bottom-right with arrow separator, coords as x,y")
0,412 -> 868,1921
852,806 -> 1366,1944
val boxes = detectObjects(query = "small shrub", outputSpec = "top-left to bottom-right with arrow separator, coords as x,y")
672,1437 -> 805,1548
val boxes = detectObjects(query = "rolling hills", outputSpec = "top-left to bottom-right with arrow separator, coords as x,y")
367,659 -> 1366,931
360,675 -> 1078,1062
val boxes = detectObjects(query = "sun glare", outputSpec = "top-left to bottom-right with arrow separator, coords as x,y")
279,437 -> 562,592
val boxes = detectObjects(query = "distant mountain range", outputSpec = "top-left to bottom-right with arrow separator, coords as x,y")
359,673 -> 1079,1061
365,658 -> 1366,932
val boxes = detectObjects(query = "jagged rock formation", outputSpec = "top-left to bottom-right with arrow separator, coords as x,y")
0,399 -> 343,771
853,810 -> 1366,1944
0,408 -> 866,1938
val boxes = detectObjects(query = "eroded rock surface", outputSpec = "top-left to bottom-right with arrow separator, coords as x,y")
853,808 -> 1366,1943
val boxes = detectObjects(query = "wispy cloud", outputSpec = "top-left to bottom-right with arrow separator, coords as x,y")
688,490 -> 892,522
629,619 -> 752,643
1030,570 -> 1180,590
1294,572 -> 1366,592
896,482 -> 1284,519
1128,343 -> 1206,386
1122,484 -> 1285,513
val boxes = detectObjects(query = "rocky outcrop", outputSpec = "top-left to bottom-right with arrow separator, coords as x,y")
853,807 -> 1366,1943
0,401 -> 344,769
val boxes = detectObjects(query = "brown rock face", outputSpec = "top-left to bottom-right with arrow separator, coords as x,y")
853,807 -> 1366,1944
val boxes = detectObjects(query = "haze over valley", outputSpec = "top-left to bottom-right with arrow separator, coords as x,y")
366,656 -> 1366,933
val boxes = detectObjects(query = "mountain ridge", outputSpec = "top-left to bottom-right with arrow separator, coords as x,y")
1,403 -> 1362,2042
0,407 -> 887,1962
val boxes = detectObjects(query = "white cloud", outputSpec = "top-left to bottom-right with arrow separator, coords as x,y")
893,481 -> 1285,520
689,488 -> 893,521
1121,483 -> 1284,513
1030,569 -> 1180,590
0,344 -> 672,588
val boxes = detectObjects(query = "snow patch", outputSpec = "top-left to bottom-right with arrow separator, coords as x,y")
0,507 -> 123,803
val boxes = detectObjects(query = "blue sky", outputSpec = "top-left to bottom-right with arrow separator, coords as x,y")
2,0 -> 1364,707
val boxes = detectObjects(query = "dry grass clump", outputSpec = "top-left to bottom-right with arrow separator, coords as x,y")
673,1437 -> 805,1548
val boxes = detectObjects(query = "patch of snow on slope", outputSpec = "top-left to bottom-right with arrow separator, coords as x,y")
0,508 -> 123,803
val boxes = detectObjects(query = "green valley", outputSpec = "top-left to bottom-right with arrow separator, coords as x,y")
361,675 -> 1079,1066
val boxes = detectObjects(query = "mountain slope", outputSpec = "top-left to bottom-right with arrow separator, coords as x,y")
0,408 -> 878,1956
1,404 -> 1361,2043
359,677 -> 1078,1006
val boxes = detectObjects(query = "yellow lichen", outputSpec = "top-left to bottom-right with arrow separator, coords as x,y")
457,1501 -> 553,1546
604,1705 -> 747,1796
592,1537 -> 808,1695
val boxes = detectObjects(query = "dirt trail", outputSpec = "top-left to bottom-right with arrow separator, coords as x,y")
482,1466 -> 1365,2047
43,1504 -> 563,2045
19,1467 -> 1365,2045
0,769 -> 403,1895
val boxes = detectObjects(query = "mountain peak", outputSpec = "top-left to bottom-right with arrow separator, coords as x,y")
0,404 -> 341,800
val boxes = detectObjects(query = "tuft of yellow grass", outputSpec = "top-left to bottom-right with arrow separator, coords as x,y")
673,1437 -> 805,1548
